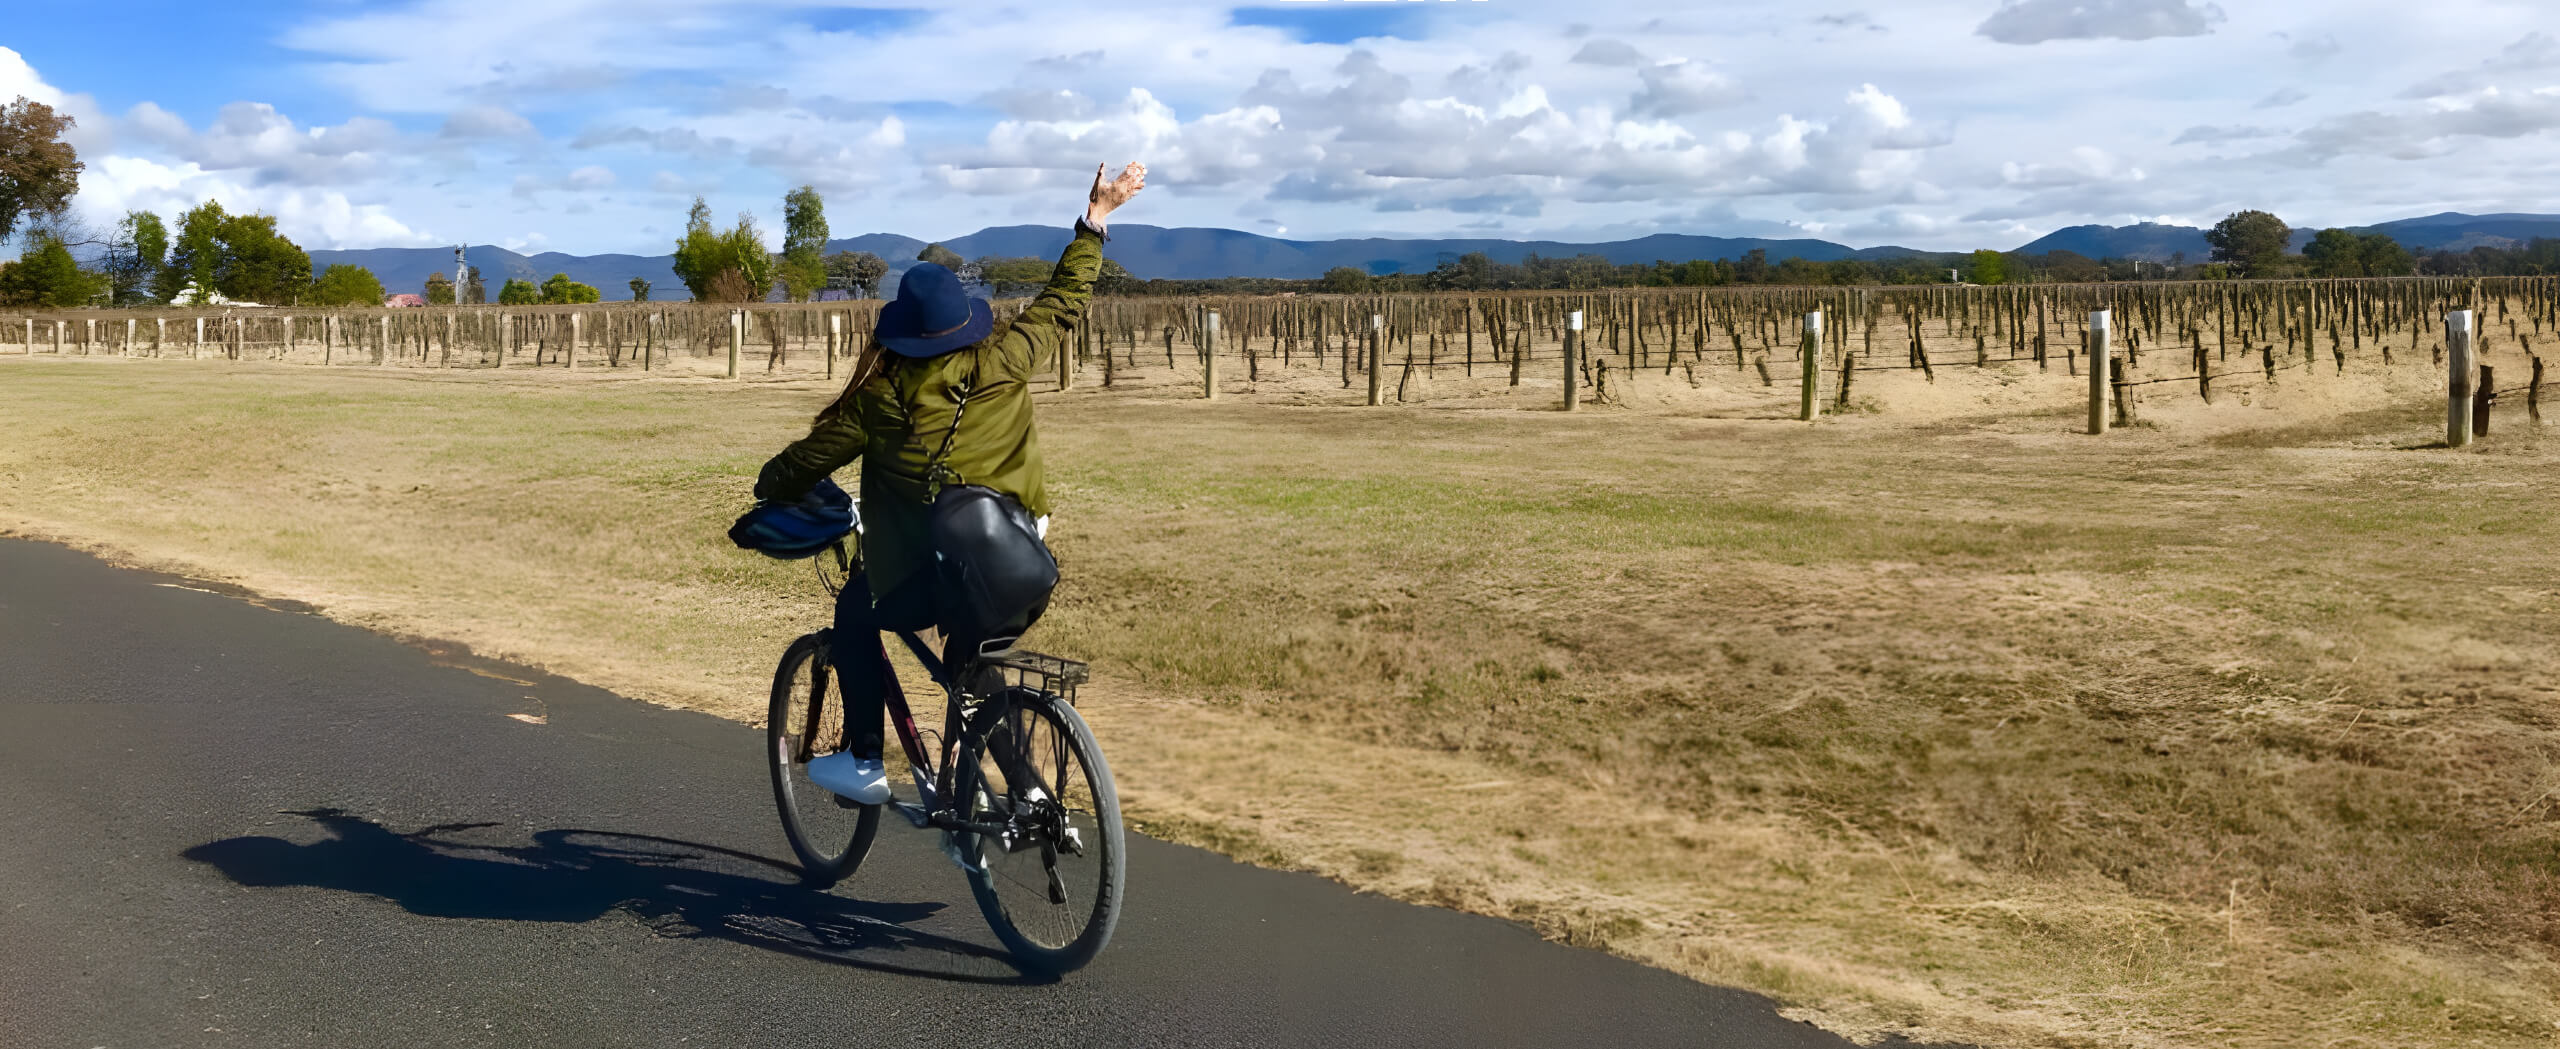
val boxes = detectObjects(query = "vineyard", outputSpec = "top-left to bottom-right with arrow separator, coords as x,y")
7,273 -> 2560,1048
8,276 -> 2557,432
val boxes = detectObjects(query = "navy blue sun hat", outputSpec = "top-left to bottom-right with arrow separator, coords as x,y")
877,262 -> 994,358
728,477 -> 857,560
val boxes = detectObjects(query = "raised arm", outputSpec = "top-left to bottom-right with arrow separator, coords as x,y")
994,161 -> 1146,380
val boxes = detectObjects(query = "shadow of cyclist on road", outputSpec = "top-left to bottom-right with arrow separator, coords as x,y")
183,807 -> 1045,985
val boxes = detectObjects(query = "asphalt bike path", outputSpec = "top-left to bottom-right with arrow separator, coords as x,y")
0,539 -> 1917,1048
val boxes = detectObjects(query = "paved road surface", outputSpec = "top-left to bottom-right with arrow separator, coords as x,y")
0,539 -> 1907,1048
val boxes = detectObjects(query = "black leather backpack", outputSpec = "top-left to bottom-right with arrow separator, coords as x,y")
920,353 -> 1057,655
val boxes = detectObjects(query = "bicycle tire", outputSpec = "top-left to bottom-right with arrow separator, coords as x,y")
950,688 -> 1125,973
767,632 -> 881,886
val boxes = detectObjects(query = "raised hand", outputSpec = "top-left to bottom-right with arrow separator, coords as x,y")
1086,161 -> 1147,226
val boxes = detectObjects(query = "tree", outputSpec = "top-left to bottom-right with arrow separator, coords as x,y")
1734,247 -> 1771,283
973,255 -> 1054,297
670,197 -> 777,302
917,242 -> 963,270
0,232 -> 97,306
103,210 -> 167,304
540,272 -> 600,304
309,264 -> 386,307
1316,266 -> 1370,294
629,277 -> 651,302
1096,257 -> 1139,296
2204,210 -> 2290,277
211,212 -> 310,305
779,185 -> 828,302
159,200 -> 310,305
825,250 -> 887,298
670,197 -> 722,300
167,200 -> 227,303
497,278 -> 541,305
424,271 -> 455,305
1967,249 -> 2008,285
2303,227 -> 2366,278
719,213 -> 775,301
0,97 -> 82,243
461,265 -> 485,304
2359,233 -> 2414,277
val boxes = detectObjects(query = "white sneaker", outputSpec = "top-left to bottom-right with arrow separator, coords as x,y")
805,752 -> 891,806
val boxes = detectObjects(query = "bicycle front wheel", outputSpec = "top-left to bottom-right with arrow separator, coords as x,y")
768,632 -> 880,886
953,689 -> 1125,973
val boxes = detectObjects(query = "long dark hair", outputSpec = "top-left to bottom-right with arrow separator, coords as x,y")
814,336 -> 894,425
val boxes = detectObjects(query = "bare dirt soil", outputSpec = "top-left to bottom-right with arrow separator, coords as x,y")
2,322 -> 2555,1049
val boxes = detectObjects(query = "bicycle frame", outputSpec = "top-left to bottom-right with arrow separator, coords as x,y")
880,627 -> 958,810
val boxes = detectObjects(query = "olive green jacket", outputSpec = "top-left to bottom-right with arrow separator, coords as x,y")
755,224 -> 1103,596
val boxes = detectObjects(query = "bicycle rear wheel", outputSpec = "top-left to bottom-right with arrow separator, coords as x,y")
952,688 -> 1125,973
768,632 -> 881,886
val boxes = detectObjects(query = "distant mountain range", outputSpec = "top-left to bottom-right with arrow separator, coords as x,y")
308,212 -> 2560,302
2015,212 -> 2560,263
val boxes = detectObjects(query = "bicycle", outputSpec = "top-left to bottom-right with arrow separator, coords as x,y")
764,535 -> 1125,973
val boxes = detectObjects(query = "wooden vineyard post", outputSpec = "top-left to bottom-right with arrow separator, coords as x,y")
1058,316 -> 1073,390
192,317 -> 202,358
2530,355 -> 2544,423
1562,310 -> 1582,411
1367,313 -> 1385,406
52,320 -> 62,354
154,318 -> 164,358
728,309 -> 743,379
2111,357 -> 2134,427
822,312 -> 836,381
378,315 -> 390,367
1204,310 -> 1220,400
567,312 -> 580,370
2087,309 -> 2111,435
2446,310 -> 2474,448
1799,311 -> 1822,421
19,318 -> 28,355
496,313 -> 510,369
2474,365 -> 2495,438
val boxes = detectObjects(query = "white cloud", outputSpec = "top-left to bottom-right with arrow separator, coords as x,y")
2287,33 -> 2342,61
1977,0 -> 2227,45
1570,40 -> 1648,67
78,155 -> 437,248
2400,31 -> 2560,99
8,1 -> 2548,257
1630,59 -> 1746,117
440,105 -> 536,139
0,46 -> 68,107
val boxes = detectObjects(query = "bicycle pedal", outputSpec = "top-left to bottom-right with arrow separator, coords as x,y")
891,801 -> 932,829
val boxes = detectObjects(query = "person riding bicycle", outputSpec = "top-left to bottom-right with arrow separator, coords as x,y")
748,160 -> 1148,806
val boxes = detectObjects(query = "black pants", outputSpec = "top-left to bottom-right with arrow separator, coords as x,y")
829,570 -> 935,759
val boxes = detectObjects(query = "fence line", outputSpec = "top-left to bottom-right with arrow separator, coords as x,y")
7,276 -> 2555,438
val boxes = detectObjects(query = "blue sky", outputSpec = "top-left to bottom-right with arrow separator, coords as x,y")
5,0 -> 2556,256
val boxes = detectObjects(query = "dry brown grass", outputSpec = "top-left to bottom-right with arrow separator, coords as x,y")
2,330 -> 2556,1048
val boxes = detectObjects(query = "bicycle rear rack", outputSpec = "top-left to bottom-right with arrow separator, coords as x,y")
971,648 -> 1088,705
